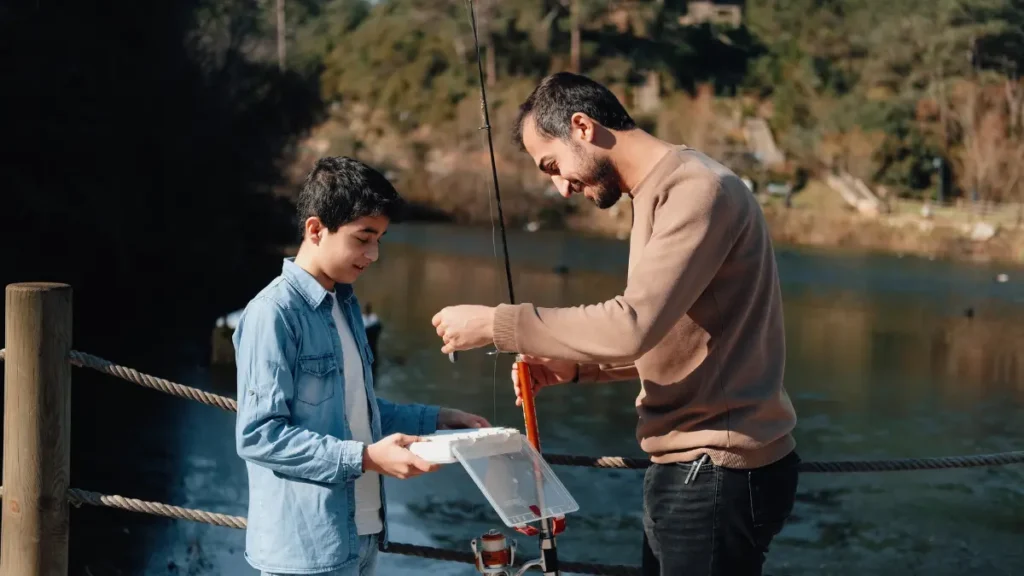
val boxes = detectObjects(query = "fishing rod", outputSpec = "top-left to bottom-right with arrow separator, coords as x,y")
446,0 -> 515,365
453,1 -> 564,574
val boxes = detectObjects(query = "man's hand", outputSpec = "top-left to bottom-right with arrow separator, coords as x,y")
437,407 -> 491,430
363,433 -> 439,479
431,305 -> 496,354
512,355 -> 579,407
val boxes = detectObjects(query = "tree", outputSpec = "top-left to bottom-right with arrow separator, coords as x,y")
320,0 -> 474,130
952,77 -> 1024,205
863,0 -> 1014,150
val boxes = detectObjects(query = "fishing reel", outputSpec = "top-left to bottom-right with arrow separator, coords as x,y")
471,529 -> 543,576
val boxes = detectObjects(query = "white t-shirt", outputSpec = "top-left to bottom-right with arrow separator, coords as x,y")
330,294 -> 382,535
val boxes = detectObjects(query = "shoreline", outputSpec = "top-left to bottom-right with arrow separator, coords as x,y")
397,199 -> 1024,270
759,204 -> 1024,267
283,128 -> 1024,268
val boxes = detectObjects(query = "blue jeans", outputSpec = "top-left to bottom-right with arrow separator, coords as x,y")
262,534 -> 379,576
642,451 -> 800,575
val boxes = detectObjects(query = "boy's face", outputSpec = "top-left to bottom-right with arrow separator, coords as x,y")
311,214 -> 389,285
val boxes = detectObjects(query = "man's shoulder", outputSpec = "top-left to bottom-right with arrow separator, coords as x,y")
674,148 -> 746,195
636,148 -> 766,252
647,148 -> 750,212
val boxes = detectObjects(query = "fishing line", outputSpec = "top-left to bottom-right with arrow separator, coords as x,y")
485,165 -> 499,425
462,0 -> 516,306
462,0 -> 507,427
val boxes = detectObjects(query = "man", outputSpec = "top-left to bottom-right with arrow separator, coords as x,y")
431,72 -> 799,576
234,156 -> 488,576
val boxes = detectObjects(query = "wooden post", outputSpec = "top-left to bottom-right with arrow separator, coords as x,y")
1,283 -> 72,576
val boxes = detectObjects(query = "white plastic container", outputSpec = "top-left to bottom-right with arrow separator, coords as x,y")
408,427 -> 520,464
410,427 -> 580,529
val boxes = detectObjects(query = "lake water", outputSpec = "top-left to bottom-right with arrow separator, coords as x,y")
69,222 -> 1024,575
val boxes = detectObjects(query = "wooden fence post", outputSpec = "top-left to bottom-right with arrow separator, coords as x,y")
1,283 -> 72,576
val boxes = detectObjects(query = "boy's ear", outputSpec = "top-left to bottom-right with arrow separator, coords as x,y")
304,216 -> 324,245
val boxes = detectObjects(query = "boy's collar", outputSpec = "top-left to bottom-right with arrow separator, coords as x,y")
281,257 -> 353,309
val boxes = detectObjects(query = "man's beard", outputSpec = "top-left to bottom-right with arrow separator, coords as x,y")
574,147 -> 622,209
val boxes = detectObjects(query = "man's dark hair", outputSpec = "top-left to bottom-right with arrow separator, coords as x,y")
295,156 -> 405,238
512,72 -> 637,150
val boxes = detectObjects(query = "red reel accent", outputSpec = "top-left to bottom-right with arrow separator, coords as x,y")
514,507 -> 566,537
513,524 -> 540,536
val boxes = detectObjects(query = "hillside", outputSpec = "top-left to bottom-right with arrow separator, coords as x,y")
268,0 -> 1024,262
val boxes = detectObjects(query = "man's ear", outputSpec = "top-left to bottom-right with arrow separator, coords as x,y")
570,112 -> 596,144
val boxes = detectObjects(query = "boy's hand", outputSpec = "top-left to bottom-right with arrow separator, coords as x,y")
363,434 -> 439,479
437,407 -> 491,430
512,355 -> 578,407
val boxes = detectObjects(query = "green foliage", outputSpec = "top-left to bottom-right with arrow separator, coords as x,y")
294,0 -> 1023,202
291,0 -> 372,74
320,0 -> 478,129
740,0 -> 1023,198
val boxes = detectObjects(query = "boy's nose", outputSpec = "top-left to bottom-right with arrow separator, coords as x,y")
366,243 -> 379,262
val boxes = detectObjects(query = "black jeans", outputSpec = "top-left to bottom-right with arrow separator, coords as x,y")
642,450 -> 800,576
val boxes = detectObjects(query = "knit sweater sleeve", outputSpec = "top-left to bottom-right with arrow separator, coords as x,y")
492,170 -> 740,363
577,361 -> 639,383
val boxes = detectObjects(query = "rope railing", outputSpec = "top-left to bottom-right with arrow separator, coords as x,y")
0,485 -> 641,575
540,451 -> 1024,473
6,348 -> 1021,474
3,346 -> 1024,575
69,350 -> 239,412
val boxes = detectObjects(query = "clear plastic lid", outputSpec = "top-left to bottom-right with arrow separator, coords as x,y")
451,431 -> 579,528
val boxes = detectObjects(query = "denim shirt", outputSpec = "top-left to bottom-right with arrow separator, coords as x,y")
232,258 -> 440,574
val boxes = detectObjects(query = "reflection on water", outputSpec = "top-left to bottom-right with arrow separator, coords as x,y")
109,222 -> 1022,575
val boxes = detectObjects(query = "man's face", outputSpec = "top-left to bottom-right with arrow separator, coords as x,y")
522,116 -> 622,209
314,214 -> 389,284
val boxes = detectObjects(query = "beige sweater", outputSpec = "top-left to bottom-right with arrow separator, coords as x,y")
493,146 -> 797,469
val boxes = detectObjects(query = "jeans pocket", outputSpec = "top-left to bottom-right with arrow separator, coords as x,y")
642,465 -> 655,526
748,452 -> 799,532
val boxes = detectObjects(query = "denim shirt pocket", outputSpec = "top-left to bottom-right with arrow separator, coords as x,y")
295,353 -> 338,406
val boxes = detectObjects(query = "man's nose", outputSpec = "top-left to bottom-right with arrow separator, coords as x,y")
366,242 -> 379,262
552,175 -> 571,198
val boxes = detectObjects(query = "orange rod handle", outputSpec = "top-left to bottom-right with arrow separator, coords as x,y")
515,359 -> 541,450
515,357 -> 568,538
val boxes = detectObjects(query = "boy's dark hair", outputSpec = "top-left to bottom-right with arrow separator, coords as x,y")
512,72 -> 637,150
296,156 -> 405,238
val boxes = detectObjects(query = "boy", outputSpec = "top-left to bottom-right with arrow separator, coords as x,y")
233,156 -> 489,576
